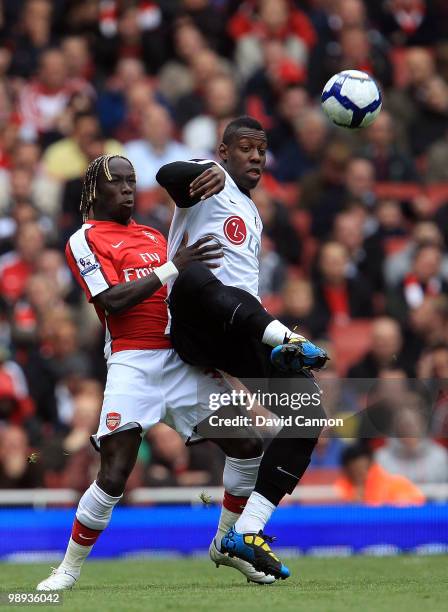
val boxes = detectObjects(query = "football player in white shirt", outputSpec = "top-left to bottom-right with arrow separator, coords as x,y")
157,116 -> 328,580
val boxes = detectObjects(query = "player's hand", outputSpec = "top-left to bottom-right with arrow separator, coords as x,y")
189,166 -> 225,201
173,233 -> 223,270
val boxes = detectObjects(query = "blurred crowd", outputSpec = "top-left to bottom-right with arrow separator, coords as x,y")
1,0 -> 448,502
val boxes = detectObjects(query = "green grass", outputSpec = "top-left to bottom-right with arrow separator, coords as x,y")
0,556 -> 447,612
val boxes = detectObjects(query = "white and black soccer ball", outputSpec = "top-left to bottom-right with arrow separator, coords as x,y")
321,70 -> 382,129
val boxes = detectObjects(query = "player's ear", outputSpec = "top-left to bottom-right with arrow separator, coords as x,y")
218,142 -> 228,163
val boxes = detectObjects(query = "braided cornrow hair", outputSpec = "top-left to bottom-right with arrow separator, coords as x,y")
80,154 -> 136,223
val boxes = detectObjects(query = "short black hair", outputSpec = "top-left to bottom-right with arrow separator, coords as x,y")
340,443 -> 372,468
222,116 -> 265,145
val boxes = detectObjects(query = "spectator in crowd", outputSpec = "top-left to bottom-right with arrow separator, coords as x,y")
384,221 -> 448,288
96,57 -> 146,129
300,140 -> 352,237
157,21 -> 206,104
402,295 -> 448,371
371,0 -> 441,47
258,235 -> 287,299
0,344 -> 35,428
229,0 -> 316,80
95,2 -> 167,76
8,141 -> 61,217
387,243 -> 447,324
0,425 -> 43,488
8,0 -> 55,79
356,368 -> 411,440
182,74 -> 240,156
174,48 -> 232,126
334,443 -> 425,505
42,112 -> 123,181
279,278 -> 328,340
0,221 -> 45,304
18,48 -> 94,144
348,317 -> 407,377
375,406 -> 448,484
273,108 -> 329,182
313,241 -> 373,325
333,207 -> 384,292
358,111 -> 417,181
253,186 -> 300,264
417,343 -> 448,441
266,84 -> 310,154
113,81 -> 156,143
310,157 -> 377,239
61,35 -> 93,82
125,104 -> 193,191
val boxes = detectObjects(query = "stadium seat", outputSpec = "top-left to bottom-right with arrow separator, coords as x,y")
374,182 -> 422,201
426,184 -> 448,212
328,319 -> 374,375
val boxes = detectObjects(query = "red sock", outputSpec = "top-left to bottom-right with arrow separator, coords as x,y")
71,518 -> 102,546
223,491 -> 248,514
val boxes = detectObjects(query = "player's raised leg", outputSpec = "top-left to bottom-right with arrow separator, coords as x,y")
169,261 -> 327,374
37,427 -> 141,590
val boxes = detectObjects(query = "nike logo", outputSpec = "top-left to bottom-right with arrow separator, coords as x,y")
78,534 -> 96,541
277,466 -> 299,480
111,241 -> 124,248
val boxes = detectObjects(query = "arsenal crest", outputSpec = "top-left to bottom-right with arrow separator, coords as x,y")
106,412 -> 121,431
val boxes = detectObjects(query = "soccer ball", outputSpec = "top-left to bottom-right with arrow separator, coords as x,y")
321,70 -> 382,129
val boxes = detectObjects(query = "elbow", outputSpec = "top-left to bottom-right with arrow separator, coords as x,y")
155,165 -> 170,187
95,294 -> 128,315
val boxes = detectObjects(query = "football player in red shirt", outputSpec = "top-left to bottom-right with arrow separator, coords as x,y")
37,155 -> 274,590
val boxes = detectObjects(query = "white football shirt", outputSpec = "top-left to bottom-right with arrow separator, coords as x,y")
167,160 -> 263,298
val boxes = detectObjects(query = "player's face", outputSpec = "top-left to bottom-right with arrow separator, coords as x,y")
219,130 -> 267,191
95,157 -> 136,225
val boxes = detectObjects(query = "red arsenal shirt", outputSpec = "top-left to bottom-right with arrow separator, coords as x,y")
65,219 -> 171,357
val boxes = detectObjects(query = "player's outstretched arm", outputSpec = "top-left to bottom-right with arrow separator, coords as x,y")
156,161 -> 225,207
93,235 -> 223,314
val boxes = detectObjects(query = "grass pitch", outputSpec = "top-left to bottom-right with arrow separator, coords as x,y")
0,556 -> 446,612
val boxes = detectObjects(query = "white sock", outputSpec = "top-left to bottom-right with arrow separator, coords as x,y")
215,455 -> 263,548
76,481 -> 122,530
261,321 -> 304,347
59,481 -> 122,576
222,455 -> 262,497
59,539 -> 93,577
234,491 -> 276,534
215,507 -> 241,550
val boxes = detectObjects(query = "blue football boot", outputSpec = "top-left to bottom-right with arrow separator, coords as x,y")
221,527 -> 290,580
271,336 -> 328,373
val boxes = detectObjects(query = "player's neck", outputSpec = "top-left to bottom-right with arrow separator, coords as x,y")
220,163 -> 251,198
93,212 -> 131,226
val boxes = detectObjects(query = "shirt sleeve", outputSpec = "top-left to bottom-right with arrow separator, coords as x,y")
156,160 -> 216,208
65,227 -> 119,301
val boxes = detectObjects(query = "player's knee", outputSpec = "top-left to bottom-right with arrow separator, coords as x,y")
174,261 -> 216,298
242,436 -> 263,458
230,436 -> 263,458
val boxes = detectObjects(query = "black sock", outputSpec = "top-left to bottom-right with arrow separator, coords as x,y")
253,434 -> 321,506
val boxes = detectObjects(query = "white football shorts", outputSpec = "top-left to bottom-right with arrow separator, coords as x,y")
92,348 -> 230,446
